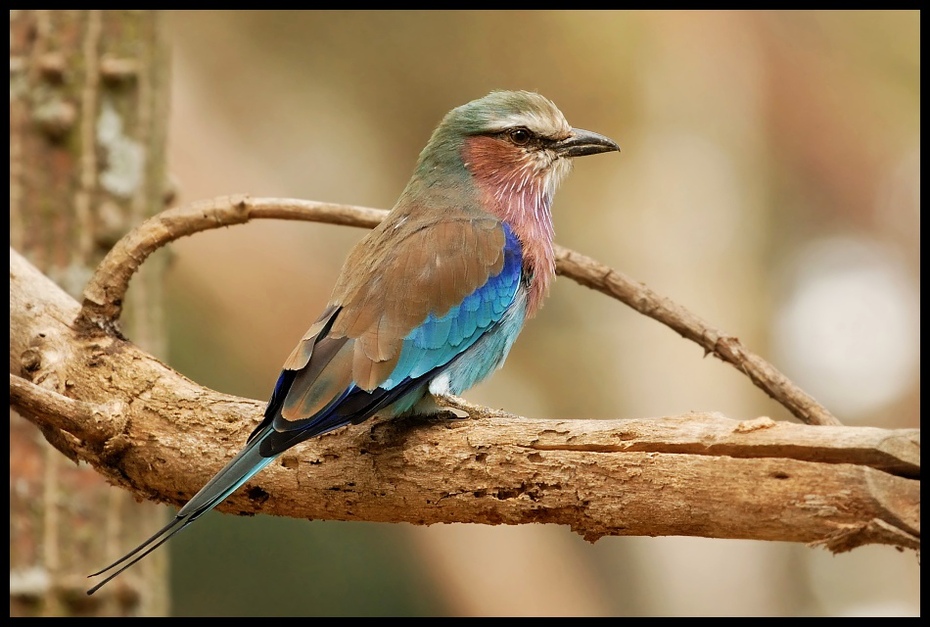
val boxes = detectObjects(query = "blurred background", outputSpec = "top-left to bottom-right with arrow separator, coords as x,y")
158,11 -> 919,616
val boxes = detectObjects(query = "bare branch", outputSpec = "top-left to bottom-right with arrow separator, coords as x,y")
77,195 -> 384,333
11,247 -> 919,552
76,195 -> 840,426
555,249 -> 843,427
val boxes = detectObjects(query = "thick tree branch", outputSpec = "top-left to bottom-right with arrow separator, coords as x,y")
77,195 -> 840,426
10,247 -> 920,552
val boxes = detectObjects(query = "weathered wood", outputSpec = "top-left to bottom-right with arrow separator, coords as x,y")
11,247 -> 920,555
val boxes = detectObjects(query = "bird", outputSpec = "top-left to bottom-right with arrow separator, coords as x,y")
87,90 -> 619,595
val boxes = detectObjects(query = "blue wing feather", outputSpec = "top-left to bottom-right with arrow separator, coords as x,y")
257,222 -> 524,455
382,224 -> 523,388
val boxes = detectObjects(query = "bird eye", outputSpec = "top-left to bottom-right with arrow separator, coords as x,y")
508,128 -> 532,146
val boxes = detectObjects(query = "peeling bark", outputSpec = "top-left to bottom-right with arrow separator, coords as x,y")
11,248 -> 920,556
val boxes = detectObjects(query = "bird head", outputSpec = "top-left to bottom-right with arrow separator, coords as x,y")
413,90 -> 619,207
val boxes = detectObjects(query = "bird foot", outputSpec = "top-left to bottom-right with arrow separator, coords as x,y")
410,394 -> 470,421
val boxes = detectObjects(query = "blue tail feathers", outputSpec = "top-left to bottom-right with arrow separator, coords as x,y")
86,428 -> 276,595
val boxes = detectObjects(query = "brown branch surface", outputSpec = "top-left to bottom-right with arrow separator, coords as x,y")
78,195 -> 840,426
12,247 -> 920,552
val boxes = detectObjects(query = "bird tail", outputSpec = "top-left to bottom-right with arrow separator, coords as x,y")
86,428 -> 276,595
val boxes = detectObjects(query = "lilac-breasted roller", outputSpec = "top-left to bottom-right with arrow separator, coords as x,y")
87,90 -> 619,594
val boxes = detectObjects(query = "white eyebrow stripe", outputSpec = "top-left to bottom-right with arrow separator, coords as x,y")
484,111 -> 571,138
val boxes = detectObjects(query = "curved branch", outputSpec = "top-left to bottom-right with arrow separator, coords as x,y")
76,195 -> 840,426
77,195 -> 385,333
555,249 -> 842,427
10,247 -> 920,552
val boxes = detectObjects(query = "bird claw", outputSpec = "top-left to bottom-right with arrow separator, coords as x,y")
437,407 -> 470,421
408,394 -> 471,421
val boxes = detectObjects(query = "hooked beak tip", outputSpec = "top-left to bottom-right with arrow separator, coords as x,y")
555,127 -> 620,158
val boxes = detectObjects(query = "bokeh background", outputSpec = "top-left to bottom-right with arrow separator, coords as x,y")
158,11 -> 919,616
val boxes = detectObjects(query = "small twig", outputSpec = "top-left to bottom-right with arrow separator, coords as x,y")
77,195 -> 384,334
555,249 -> 843,427
77,195 -> 841,427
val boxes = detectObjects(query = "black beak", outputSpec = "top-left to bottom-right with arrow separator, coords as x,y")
554,127 -> 620,158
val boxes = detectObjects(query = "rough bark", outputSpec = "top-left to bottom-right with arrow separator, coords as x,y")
11,248 -> 920,556
9,10 -> 170,616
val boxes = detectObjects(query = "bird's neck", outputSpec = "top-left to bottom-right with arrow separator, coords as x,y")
459,138 -> 558,319
487,182 -> 555,320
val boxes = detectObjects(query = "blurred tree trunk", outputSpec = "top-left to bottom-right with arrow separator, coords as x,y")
10,10 -> 171,616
